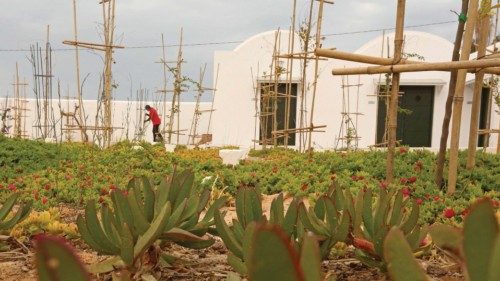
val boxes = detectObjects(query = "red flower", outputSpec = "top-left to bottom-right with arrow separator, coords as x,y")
100,188 -> 109,196
415,198 -> 423,205
272,166 -> 278,173
122,189 -> 129,197
379,181 -> 388,190
443,208 -> 455,219
109,184 -> 117,190
33,191 -> 39,200
400,178 -> 408,185
42,197 -> 48,205
408,176 -> 417,184
351,175 -> 358,181
301,183 -> 309,191
492,200 -> 499,209
358,175 -> 364,180
8,184 -> 16,192
402,188 -> 411,198
44,184 -> 51,191
98,196 -> 105,204
0,184 -> 3,189
330,174 -> 337,181
399,147 -> 407,154
433,195 -> 440,202
424,194 -> 431,200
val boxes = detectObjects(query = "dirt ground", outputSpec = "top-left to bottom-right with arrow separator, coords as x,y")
0,195 -> 464,281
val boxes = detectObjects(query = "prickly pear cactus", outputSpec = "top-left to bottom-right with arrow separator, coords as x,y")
35,235 -> 90,281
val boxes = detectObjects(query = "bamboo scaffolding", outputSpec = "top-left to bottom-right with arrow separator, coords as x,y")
12,63 -> 29,138
466,5 -> 490,169
335,75 -> 362,150
188,64 -> 207,145
166,28 -> 185,144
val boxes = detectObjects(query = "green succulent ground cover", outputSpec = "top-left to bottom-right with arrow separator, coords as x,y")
0,135 -> 498,225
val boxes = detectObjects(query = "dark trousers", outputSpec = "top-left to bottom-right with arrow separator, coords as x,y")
153,124 -> 163,142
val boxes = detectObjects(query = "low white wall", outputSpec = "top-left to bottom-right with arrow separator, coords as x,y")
0,97 -> 212,146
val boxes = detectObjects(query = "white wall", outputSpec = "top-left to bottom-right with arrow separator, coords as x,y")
0,97 -> 212,146
212,30 -> 500,150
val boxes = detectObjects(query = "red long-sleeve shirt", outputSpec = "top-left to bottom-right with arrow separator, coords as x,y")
147,108 -> 161,125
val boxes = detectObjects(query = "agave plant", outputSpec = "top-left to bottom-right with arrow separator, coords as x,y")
77,170 -> 226,278
297,183 -> 351,259
0,193 -> 32,232
347,186 -> 429,269
214,187 -> 300,276
384,198 -> 500,281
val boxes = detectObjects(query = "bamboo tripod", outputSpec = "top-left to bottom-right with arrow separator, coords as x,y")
335,75 -> 362,150
187,64 -> 217,146
12,63 -> 29,138
316,0 -> 499,192
162,29 -> 188,144
63,0 -> 124,147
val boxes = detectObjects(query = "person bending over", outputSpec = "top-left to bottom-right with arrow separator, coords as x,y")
144,105 -> 163,142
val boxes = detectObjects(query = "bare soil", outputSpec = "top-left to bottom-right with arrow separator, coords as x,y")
0,195 -> 464,281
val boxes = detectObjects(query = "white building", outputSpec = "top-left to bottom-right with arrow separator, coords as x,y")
211,30 -> 500,151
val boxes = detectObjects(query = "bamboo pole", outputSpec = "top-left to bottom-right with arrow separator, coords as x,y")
307,0 -> 326,154
71,0 -> 88,142
331,57 -> 500,75
160,34 -> 168,136
447,0 -> 480,195
386,0 -> 406,184
467,3 -> 490,169
315,48 -> 421,65
298,0 -> 315,152
284,0 -> 297,148
435,0 -> 469,188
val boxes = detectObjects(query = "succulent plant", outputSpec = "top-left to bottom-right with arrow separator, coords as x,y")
430,198 -> 500,281
0,193 -> 32,232
77,170 -> 224,277
297,190 -> 350,259
228,223 -> 333,281
214,187 -> 299,276
35,235 -> 91,281
384,198 -> 500,281
348,187 -> 429,269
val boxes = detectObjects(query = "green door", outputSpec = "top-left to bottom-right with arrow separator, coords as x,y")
478,87 -> 491,147
376,86 -> 434,147
259,83 -> 298,146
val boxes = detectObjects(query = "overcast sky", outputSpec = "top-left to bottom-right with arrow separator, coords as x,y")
0,0 -> 462,102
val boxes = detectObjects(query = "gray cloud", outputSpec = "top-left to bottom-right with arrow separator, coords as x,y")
0,0 -> 463,102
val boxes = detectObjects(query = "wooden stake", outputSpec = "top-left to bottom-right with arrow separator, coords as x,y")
447,0 -> 480,195
386,0 -> 406,184
435,0 -> 469,188
467,4 -> 490,169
